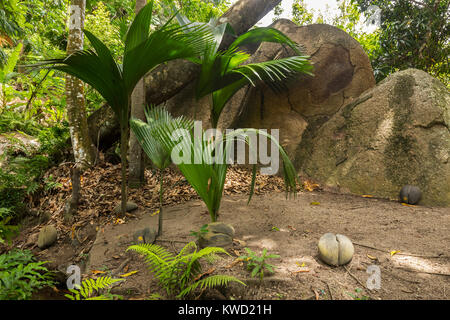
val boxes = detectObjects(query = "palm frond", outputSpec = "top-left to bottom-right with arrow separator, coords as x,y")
36,31 -> 127,125
123,22 -> 214,92
227,27 -> 301,54
150,114 -> 298,221
130,106 -> 193,170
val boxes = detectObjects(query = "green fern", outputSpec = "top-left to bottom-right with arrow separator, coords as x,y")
127,241 -> 245,298
65,276 -> 124,300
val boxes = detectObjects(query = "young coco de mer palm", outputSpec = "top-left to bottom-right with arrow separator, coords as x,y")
176,13 -> 314,127
131,15 -> 313,222
31,0 -> 214,215
131,106 -> 298,223
130,106 -> 194,237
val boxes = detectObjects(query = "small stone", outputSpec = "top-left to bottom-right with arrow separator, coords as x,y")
37,225 -> 57,249
133,227 -> 156,244
206,222 -> 235,237
113,202 -> 138,214
318,233 -> 354,266
199,232 -> 233,248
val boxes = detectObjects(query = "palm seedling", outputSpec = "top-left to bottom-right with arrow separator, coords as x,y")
177,14 -> 314,127
136,16 -> 313,222
130,106 -> 193,236
31,1 -> 213,215
134,107 -> 298,223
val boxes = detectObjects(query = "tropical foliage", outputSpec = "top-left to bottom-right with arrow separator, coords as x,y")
34,0 -> 214,215
355,0 -> 449,83
132,105 -> 299,222
65,276 -> 124,300
127,241 -> 245,298
130,106 -> 193,235
239,247 -> 280,280
177,14 -> 314,127
0,249 -> 54,300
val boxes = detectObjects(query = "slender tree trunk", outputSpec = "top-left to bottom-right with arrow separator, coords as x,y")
64,0 -> 95,221
120,120 -> 129,217
128,0 -> 148,188
66,0 -> 96,170
158,170 -> 163,236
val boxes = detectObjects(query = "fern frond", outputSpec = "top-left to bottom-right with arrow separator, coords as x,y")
129,242 -> 245,298
175,241 -> 197,259
65,276 -> 123,300
178,275 -> 246,298
127,243 -> 174,261
127,244 -> 173,275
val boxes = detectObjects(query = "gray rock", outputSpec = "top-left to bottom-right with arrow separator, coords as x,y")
37,225 -> 57,249
199,232 -> 233,248
318,233 -> 354,266
299,69 -> 450,206
133,227 -> 157,244
207,222 -> 235,237
113,202 -> 138,214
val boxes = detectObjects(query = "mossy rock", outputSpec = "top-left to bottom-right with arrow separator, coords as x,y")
113,202 -> 138,214
206,222 -> 235,237
198,232 -> 233,248
299,69 -> 450,206
37,225 -> 57,249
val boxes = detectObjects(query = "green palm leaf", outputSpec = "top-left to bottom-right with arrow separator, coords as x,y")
31,0 -> 215,216
187,20 -> 314,127
148,114 -> 298,222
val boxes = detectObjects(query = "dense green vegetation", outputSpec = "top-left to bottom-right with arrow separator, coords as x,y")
0,0 -> 231,243
0,0 -> 448,300
284,0 -> 449,83
0,249 -> 54,299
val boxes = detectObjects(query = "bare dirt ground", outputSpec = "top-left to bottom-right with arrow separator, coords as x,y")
5,162 -> 449,300
84,192 -> 450,301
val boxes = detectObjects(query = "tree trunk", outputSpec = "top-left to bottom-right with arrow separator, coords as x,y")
65,0 -> 95,221
128,0 -> 147,188
120,120 -> 129,217
87,0 -> 281,148
66,0 -> 96,170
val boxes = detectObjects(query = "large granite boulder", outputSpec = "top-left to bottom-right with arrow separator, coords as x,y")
298,69 -> 450,206
165,20 -> 376,160
233,20 -> 376,158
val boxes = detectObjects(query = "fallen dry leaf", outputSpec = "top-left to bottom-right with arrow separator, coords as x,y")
303,180 -> 320,192
193,268 -> 215,282
293,269 -> 310,273
390,250 -> 401,256
401,203 -> 416,207
114,218 -> 125,225
226,258 -> 243,269
91,270 -> 105,275
120,270 -> 138,278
